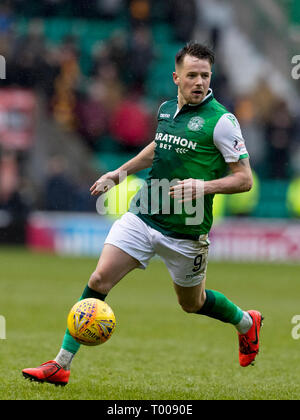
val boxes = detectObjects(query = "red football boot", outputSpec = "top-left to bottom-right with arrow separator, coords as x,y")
22,360 -> 70,386
238,310 -> 263,367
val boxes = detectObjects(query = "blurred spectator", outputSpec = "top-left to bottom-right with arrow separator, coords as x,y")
44,155 -> 95,211
251,79 -> 278,122
264,100 -> 295,179
37,45 -> 61,103
195,0 -> 234,51
13,0 -> 125,19
75,87 -> 109,151
150,0 -> 172,22
6,19 -> 46,88
290,112 -> 300,176
71,0 -> 97,17
126,26 -> 154,92
90,42 -> 114,77
0,149 -> 18,203
169,0 -> 197,43
211,67 -> 234,111
42,0 -> 71,16
0,150 -> 29,243
104,30 -> 129,81
0,2 -> 13,35
2,18 -> 60,101
96,0 -> 124,19
71,0 -> 125,18
51,36 -> 80,129
44,155 -> 77,211
234,95 -> 267,177
128,0 -> 151,26
109,91 -> 152,152
88,60 -> 124,113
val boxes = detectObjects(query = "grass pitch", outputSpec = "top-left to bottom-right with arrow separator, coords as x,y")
1,246 -> 300,400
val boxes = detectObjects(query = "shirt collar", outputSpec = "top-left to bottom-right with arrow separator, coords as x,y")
188,88 -> 213,107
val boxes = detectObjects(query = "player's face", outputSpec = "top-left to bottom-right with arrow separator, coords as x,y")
173,55 -> 212,107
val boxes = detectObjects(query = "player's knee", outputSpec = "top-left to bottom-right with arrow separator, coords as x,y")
178,293 -> 206,314
179,300 -> 203,314
180,302 -> 200,313
88,271 -> 112,295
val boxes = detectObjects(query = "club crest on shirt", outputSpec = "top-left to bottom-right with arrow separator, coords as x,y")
187,116 -> 205,132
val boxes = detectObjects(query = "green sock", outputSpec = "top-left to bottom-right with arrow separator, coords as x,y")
62,285 -> 107,354
197,289 -> 243,325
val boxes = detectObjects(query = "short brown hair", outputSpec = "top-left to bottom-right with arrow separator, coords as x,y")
175,42 -> 215,67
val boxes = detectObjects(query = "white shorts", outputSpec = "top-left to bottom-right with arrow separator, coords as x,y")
104,212 -> 210,287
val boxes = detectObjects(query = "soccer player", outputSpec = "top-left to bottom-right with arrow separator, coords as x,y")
22,42 -> 263,386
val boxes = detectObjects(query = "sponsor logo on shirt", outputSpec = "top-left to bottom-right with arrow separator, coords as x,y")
155,132 -> 197,151
233,139 -> 245,152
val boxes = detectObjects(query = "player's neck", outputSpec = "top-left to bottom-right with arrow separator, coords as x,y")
177,93 -> 187,111
177,88 -> 212,110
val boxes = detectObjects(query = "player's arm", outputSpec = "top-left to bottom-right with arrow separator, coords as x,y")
204,113 -> 253,195
90,141 -> 155,196
169,158 -> 252,202
169,113 -> 252,201
204,158 -> 253,195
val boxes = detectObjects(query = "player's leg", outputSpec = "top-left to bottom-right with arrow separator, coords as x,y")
157,232 -> 252,328
88,243 -> 141,294
173,278 -> 263,367
55,213 -> 155,373
22,244 -> 140,385
172,278 -> 206,314
156,233 -> 262,366
173,279 -> 251,330
55,243 -> 141,369
22,212 -> 155,385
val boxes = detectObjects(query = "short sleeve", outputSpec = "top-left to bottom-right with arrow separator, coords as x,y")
213,113 -> 249,163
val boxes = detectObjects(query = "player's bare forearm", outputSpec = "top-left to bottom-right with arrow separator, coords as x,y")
204,158 -> 253,195
119,141 -> 155,176
90,141 -> 155,196
169,158 -> 252,202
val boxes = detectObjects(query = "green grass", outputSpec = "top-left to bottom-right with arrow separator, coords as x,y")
1,246 -> 300,400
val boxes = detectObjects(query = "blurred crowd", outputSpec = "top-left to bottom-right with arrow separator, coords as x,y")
0,0 -> 299,241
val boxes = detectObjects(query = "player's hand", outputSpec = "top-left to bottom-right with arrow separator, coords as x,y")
90,170 -> 122,196
169,178 -> 204,203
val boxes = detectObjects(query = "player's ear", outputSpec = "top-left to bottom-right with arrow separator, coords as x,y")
173,71 -> 179,86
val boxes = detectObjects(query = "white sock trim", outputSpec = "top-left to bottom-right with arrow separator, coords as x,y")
235,311 -> 253,334
55,348 -> 74,370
